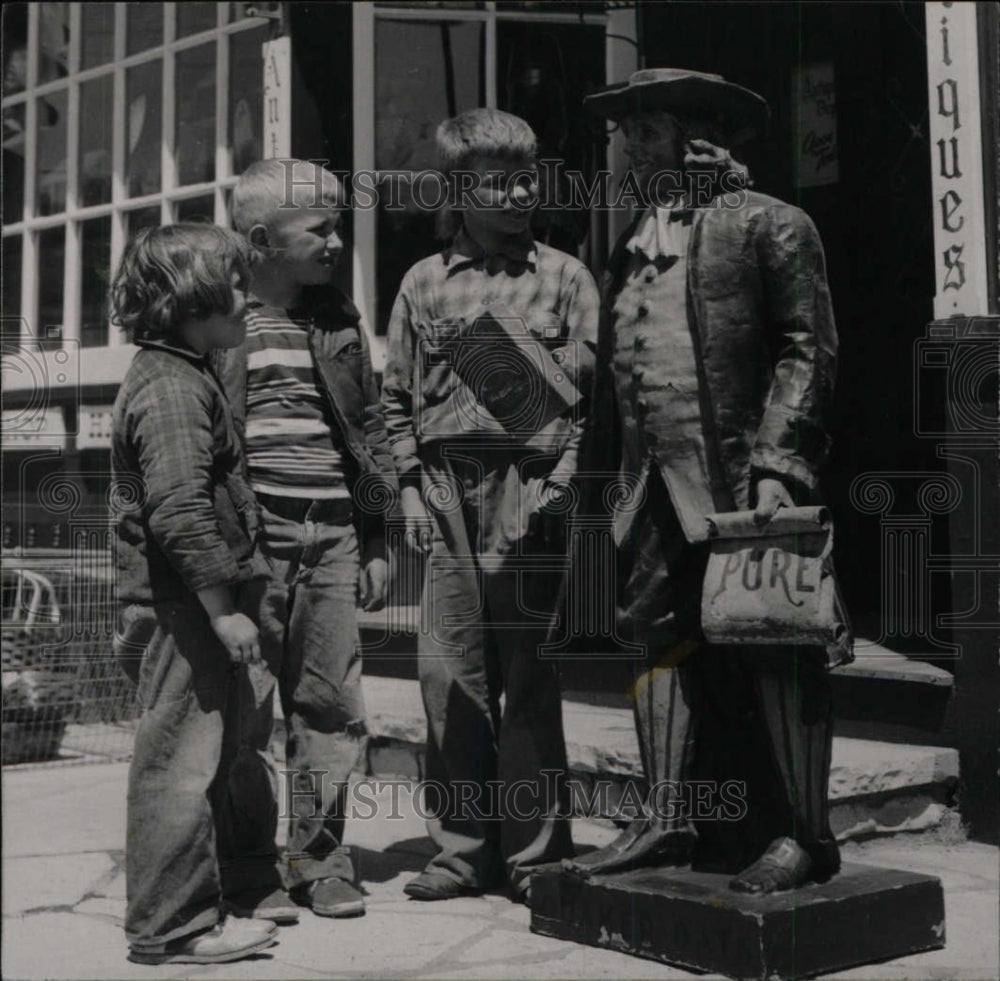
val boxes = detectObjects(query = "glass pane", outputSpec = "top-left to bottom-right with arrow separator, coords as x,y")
126,60 -> 162,197
374,2 -> 484,8
36,89 -> 68,216
497,20 -> 606,253
125,205 -> 161,237
37,3 -> 70,84
3,235 -> 22,322
37,227 -> 66,347
81,2 -> 115,69
229,25 -> 268,175
3,104 -> 26,223
229,2 -> 280,23
175,42 -> 216,186
175,195 -> 215,223
79,75 -> 113,206
374,18 -> 483,334
375,19 -> 483,171
177,2 -> 217,37
127,2 -> 162,54
80,216 -> 111,347
2,3 -> 28,96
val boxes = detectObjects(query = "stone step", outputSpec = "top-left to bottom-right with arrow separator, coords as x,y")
273,674 -> 960,843
357,613 -> 955,733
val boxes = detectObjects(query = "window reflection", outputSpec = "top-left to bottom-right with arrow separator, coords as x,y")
127,3 -> 163,55
374,18 -> 484,334
38,4 -> 70,84
175,195 -> 215,223
126,61 -> 162,198
3,105 -> 26,223
37,227 -> 65,347
125,206 -> 161,238
177,3 -> 217,38
175,43 -> 216,186
36,89 -> 67,216
3,235 -> 23,324
79,75 -> 113,206
2,3 -> 28,97
81,2 -> 115,69
80,217 -> 111,347
229,25 -> 268,175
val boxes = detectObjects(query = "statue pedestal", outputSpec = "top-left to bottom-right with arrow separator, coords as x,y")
530,863 -> 944,980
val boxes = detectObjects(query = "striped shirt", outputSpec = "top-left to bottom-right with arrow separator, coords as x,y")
244,305 -> 350,499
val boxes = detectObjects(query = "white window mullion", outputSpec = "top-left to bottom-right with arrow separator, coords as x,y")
107,2 -> 128,348
215,28 -> 230,223
161,51 -> 176,225
352,2 -> 379,366
63,79 -> 81,346
21,4 -> 40,345
484,2 -> 497,110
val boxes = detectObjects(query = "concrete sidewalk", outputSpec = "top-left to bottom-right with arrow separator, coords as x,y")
3,760 -> 998,981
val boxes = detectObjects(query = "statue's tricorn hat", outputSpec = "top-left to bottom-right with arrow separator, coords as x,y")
584,68 -> 770,143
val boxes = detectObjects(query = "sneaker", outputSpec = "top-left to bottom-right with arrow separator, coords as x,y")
299,877 -> 366,918
225,885 -> 300,924
128,918 -> 278,965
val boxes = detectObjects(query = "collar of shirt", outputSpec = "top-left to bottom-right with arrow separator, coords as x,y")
626,205 -> 693,263
445,227 -> 538,273
135,335 -> 205,364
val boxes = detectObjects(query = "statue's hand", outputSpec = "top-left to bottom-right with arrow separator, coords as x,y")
753,477 -> 794,527
683,138 -> 750,187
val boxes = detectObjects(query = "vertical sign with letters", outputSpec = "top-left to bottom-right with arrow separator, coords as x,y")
263,36 -> 292,160
925,2 -> 989,318
793,62 -> 839,188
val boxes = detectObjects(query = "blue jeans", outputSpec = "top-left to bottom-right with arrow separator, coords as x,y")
256,498 -> 365,890
125,586 -> 278,948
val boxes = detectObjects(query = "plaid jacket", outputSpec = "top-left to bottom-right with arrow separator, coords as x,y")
112,338 -> 271,605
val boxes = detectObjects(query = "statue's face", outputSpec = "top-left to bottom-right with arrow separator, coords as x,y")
621,111 -> 684,184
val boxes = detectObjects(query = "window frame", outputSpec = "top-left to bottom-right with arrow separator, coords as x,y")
1,2 -> 272,385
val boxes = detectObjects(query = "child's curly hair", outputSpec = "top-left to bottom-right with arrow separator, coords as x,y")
109,223 -> 255,341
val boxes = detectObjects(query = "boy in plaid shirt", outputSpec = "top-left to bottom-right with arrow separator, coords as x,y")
381,109 -> 599,903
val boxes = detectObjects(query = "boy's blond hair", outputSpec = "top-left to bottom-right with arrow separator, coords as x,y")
232,159 -> 342,235
435,108 -> 537,177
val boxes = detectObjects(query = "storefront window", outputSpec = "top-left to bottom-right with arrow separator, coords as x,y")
37,226 -> 65,345
79,75 -> 113,206
3,4 -> 29,97
126,60 -> 162,198
81,2 -> 115,70
36,88 -> 67,216
229,24 -> 268,175
374,17 -> 484,333
127,3 -> 163,55
177,3 -> 218,38
3,104 -> 26,223
125,206 -> 162,237
175,194 -> 214,223
175,43 -> 217,186
2,235 -> 22,322
80,216 -> 111,348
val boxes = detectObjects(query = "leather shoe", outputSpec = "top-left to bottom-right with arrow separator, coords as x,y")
225,885 -> 300,924
298,877 -> 366,918
404,871 -> 481,901
128,918 -> 277,965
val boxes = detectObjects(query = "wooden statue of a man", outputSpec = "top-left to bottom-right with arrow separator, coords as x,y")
566,68 -> 843,894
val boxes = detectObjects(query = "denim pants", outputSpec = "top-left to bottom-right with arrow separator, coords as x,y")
125,587 -> 278,948
416,445 -> 574,892
256,499 -> 365,890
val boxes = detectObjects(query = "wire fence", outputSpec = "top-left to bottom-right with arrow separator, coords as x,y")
2,556 -> 139,766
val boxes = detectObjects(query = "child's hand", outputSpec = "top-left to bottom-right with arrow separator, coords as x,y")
401,485 -> 433,554
359,557 -> 389,612
210,612 -> 262,665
